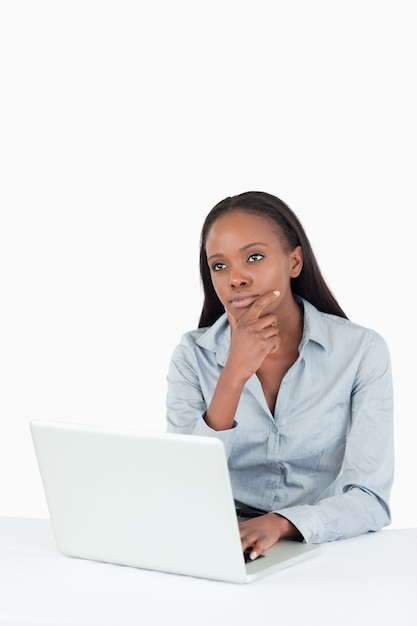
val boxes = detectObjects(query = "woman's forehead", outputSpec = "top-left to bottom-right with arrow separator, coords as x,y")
205,210 -> 282,252
207,210 -> 279,239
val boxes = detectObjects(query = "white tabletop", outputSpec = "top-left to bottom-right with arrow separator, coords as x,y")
1,517 -> 416,626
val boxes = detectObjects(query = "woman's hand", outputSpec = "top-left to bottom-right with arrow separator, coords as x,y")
204,290 -> 281,431
226,290 -> 281,384
239,513 -> 302,560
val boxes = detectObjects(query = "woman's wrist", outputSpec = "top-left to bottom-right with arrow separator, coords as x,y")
271,513 -> 303,541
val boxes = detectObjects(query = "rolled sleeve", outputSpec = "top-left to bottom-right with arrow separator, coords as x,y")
166,336 -> 238,456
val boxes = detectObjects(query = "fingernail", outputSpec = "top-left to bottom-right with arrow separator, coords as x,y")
273,290 -> 280,296
250,551 -> 258,560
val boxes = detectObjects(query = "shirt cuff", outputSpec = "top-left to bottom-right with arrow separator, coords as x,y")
274,505 -> 323,544
192,413 -> 237,457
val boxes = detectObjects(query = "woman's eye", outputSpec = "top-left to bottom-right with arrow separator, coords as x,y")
211,262 -> 227,272
248,253 -> 264,263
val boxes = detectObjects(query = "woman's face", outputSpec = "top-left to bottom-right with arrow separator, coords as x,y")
205,210 -> 303,321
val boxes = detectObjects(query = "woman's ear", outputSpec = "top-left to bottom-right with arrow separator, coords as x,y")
290,245 -> 303,278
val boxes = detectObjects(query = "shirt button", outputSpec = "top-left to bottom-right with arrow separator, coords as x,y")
271,425 -> 278,434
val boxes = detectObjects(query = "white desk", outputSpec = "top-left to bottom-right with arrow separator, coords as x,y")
0,518 -> 416,626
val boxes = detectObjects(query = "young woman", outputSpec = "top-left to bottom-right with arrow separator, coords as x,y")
166,191 -> 394,561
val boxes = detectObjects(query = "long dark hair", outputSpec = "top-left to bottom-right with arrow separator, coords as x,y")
198,191 -> 347,328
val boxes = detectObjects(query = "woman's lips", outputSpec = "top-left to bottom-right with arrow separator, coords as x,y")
230,295 -> 258,309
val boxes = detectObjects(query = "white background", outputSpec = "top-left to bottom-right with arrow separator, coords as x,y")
1,1 -> 415,528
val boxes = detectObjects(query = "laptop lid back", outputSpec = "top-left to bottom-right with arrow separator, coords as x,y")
30,420 -> 248,583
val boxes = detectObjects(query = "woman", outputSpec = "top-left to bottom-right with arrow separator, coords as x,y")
166,191 -> 394,561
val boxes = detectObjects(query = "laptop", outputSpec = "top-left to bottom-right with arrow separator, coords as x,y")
30,420 -> 320,583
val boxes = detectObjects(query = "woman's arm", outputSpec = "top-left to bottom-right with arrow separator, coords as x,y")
204,290 -> 281,430
237,329 -> 394,554
273,330 -> 394,544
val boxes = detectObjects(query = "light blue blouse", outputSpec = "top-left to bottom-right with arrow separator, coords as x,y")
166,298 -> 394,543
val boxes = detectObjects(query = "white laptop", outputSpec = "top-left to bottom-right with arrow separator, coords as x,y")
30,420 -> 320,584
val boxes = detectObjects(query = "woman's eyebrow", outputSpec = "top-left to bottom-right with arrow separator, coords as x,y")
208,242 -> 268,262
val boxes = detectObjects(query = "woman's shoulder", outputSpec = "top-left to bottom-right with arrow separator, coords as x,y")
172,313 -> 229,354
302,298 -> 390,354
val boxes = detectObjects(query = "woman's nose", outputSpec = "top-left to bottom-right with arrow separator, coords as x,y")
230,278 -> 247,288
229,270 -> 250,288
